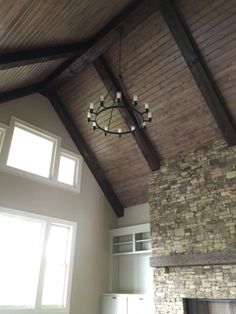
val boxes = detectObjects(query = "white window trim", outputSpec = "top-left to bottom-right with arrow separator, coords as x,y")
0,122 -> 7,154
0,206 -> 77,314
57,149 -> 83,189
0,117 -> 82,193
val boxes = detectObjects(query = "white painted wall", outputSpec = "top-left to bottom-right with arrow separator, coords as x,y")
0,94 -> 117,314
118,203 -> 150,227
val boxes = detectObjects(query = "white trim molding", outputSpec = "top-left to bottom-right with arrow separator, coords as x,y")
0,116 -> 83,193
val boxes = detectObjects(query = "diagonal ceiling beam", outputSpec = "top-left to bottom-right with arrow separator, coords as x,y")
0,43 -> 87,70
94,56 -> 160,171
161,0 -> 236,146
43,0 -> 161,89
0,84 -> 40,104
41,88 -> 124,217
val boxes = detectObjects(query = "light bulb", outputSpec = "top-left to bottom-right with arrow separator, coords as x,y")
118,128 -> 122,138
100,95 -> 104,106
87,112 -> 91,122
131,126 -> 135,132
116,92 -> 122,101
145,103 -> 149,112
89,103 -> 94,113
148,112 -> 152,122
104,126 -> 108,136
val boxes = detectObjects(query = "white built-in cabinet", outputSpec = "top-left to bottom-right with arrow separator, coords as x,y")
102,294 -> 152,314
102,295 -> 127,314
101,224 -> 154,314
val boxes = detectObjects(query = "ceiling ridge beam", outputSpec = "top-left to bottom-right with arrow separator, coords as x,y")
160,0 -> 236,146
0,84 -> 40,104
0,43 -> 87,70
43,0 -> 161,89
40,88 -> 124,217
93,56 -> 161,171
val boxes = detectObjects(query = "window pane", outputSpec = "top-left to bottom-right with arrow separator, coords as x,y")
7,126 -> 55,178
42,225 -> 71,307
0,214 -> 44,307
46,225 -> 70,264
41,265 -> 67,307
58,155 -> 76,186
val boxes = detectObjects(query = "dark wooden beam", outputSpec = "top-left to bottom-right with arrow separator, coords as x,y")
41,88 -> 124,217
0,84 -> 39,104
161,0 -> 236,146
44,0 -> 160,89
0,43 -> 87,70
94,56 -> 160,171
150,251 -> 236,268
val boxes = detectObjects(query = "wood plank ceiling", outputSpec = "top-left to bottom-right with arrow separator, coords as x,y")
0,0 -> 132,92
0,0 -> 235,210
0,0 -> 133,49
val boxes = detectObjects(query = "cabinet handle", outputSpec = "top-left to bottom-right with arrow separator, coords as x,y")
112,297 -> 116,299
139,298 -> 143,300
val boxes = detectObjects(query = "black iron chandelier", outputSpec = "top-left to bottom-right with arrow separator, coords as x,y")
87,30 -> 152,137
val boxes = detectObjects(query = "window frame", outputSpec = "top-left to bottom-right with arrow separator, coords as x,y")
57,149 -> 82,189
0,117 -> 82,193
0,206 -> 77,314
0,123 -> 7,154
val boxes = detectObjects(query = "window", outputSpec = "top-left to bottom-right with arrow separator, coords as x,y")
0,126 -> 6,153
0,117 -> 82,192
42,224 -> 71,307
58,153 -> 80,186
7,123 -> 56,178
0,207 -> 76,314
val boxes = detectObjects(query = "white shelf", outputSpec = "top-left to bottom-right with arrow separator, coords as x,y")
135,239 -> 150,243
113,241 -> 133,246
108,223 -> 153,300
111,224 -> 151,256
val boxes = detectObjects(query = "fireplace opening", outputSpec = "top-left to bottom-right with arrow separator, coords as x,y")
185,299 -> 236,314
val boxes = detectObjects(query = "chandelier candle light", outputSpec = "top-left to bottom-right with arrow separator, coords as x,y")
87,93 -> 152,138
86,30 -> 153,137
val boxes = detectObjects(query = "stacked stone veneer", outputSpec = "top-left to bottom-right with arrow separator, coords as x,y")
148,140 -> 236,314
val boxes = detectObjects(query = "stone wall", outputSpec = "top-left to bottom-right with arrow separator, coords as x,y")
148,140 -> 236,314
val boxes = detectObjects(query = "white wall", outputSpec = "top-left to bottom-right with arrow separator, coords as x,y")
0,94 -> 117,314
118,203 -> 150,227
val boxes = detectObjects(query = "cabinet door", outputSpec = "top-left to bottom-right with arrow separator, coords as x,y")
102,295 -> 117,314
117,295 -> 128,314
127,296 -> 148,314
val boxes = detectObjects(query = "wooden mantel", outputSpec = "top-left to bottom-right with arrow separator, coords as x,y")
150,251 -> 236,268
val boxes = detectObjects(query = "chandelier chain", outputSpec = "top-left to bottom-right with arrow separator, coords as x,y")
86,27 -> 152,137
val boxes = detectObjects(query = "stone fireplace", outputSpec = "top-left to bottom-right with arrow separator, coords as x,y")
148,140 -> 236,314
185,299 -> 236,314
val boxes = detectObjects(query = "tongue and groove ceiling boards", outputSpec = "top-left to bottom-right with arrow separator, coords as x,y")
0,0 -> 235,216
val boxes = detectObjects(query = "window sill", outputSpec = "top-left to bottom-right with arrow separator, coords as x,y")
0,163 -> 81,193
0,309 -> 69,314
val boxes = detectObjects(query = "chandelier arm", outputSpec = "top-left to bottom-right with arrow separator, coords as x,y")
94,105 -> 146,131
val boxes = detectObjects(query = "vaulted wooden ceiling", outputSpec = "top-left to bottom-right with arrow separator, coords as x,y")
0,0 -> 235,216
